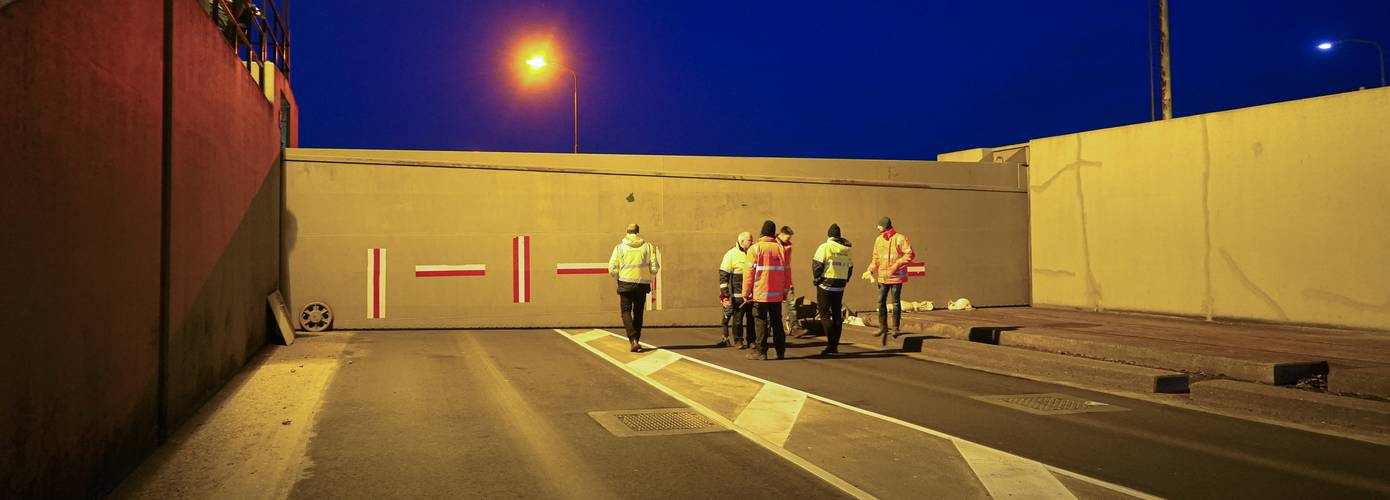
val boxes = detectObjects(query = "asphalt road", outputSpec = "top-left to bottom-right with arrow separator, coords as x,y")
640,326 -> 1390,499
286,330 -> 849,499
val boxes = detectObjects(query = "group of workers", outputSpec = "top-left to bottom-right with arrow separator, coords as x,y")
607,217 -> 916,361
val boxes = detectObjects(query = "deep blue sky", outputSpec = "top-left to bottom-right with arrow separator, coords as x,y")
292,1 -> 1390,159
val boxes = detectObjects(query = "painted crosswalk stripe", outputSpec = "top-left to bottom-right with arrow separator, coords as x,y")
570,330 -> 611,343
628,349 -> 682,376
732,384 -> 807,447
555,328 -> 1160,500
954,440 -> 1075,499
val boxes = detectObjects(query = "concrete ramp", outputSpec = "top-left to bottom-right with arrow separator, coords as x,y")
282,149 -> 1030,329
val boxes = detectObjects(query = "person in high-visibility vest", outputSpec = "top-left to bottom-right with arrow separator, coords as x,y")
812,223 -> 854,355
719,231 -> 755,348
609,223 -> 661,352
742,220 -> 791,360
862,216 -> 915,341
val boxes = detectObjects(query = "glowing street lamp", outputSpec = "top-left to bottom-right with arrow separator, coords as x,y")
1317,39 -> 1386,88
526,53 -> 580,153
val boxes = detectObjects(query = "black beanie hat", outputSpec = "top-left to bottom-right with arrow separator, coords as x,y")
760,220 -> 777,237
878,216 -> 892,229
827,224 -> 841,238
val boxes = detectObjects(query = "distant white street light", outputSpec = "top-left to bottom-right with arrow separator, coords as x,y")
1317,39 -> 1386,87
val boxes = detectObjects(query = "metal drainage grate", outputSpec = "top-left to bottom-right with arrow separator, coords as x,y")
971,393 -> 1129,416
589,408 -> 729,437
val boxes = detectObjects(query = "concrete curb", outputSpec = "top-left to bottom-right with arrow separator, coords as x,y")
1190,380 -> 1390,435
899,337 -> 1190,394
878,314 -> 1330,386
1328,366 -> 1390,401
994,328 -> 1327,386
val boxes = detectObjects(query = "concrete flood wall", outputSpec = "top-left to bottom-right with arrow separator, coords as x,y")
284,149 -> 1030,329
2,0 -> 293,496
1029,86 -> 1390,331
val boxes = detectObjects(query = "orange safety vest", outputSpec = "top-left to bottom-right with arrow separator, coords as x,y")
743,237 -> 791,302
868,229 -> 915,285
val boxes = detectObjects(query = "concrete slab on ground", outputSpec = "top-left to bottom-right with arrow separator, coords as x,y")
1329,366 -> 1390,401
1190,380 -> 1390,436
862,307 -> 1388,386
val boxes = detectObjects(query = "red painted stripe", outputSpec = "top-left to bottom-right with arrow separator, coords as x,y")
512,238 -> 519,303
372,248 -> 380,318
415,270 -> 486,277
523,236 -> 531,302
556,268 -> 608,275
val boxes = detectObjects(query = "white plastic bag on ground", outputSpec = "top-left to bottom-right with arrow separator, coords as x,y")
948,298 -> 973,311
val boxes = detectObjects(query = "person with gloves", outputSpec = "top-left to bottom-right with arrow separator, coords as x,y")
812,224 -> 853,355
862,216 -> 915,343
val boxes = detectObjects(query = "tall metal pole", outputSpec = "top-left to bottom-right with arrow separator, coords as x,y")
570,68 -> 578,154
1147,0 -> 1156,121
1159,0 -> 1173,119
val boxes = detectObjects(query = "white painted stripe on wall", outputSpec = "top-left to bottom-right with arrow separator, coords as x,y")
415,264 -> 486,272
556,262 -> 609,269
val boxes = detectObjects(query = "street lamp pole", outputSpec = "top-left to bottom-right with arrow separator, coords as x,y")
568,67 -> 578,154
1319,39 -> 1387,88
525,54 -> 580,153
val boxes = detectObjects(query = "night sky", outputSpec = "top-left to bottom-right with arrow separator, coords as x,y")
292,1 -> 1390,160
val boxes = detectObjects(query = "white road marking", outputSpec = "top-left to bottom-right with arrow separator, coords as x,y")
954,439 -> 1076,499
553,329 -> 876,500
563,328 -> 1162,500
570,329 -> 610,343
732,384 -> 807,447
627,349 -> 682,376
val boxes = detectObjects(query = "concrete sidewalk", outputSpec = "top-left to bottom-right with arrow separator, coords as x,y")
836,306 -> 1390,442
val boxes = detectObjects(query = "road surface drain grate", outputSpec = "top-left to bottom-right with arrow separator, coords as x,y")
971,393 -> 1129,416
588,408 -> 729,437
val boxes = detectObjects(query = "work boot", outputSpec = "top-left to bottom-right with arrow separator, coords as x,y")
873,311 -> 888,337
889,316 -> 902,339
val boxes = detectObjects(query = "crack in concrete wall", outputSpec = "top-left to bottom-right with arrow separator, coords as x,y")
1032,134 -> 1104,310
1303,289 -> 1390,314
1200,117 -> 1215,321
1218,248 -> 1289,321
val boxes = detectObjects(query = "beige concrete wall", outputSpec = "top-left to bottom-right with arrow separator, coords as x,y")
284,149 -> 1030,329
1029,87 -> 1390,331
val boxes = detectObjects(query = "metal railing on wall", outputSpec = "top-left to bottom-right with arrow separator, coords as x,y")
204,0 -> 290,86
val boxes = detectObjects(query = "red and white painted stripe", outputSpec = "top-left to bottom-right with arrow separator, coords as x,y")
907,261 -> 926,277
414,264 -> 486,278
367,248 -> 386,319
556,262 -> 609,275
512,236 -> 532,303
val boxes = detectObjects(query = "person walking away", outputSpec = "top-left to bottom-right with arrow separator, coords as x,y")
743,221 -> 792,360
812,224 -> 853,355
719,232 -> 755,348
609,224 -> 661,352
862,217 -> 915,344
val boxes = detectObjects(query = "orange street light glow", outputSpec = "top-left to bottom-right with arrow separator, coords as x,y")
526,55 -> 547,71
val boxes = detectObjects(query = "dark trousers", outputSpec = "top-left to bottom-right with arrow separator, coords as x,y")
722,298 -> 753,344
817,287 -> 845,351
877,283 -> 903,324
752,301 -> 786,357
619,289 -> 648,343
